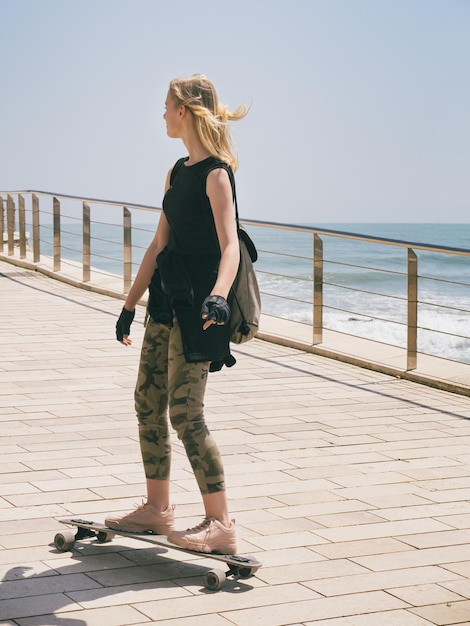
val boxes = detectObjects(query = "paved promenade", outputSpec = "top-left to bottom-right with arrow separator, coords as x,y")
1,259 -> 470,626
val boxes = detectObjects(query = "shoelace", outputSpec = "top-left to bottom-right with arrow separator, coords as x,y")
185,517 -> 216,532
128,500 -> 147,516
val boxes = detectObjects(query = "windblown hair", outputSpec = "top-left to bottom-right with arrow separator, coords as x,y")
169,74 -> 248,171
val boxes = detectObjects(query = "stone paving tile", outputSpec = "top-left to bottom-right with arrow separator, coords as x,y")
313,537 -> 412,559
439,578 -> 470,599
304,565 -> 463,596
303,613 -> 435,625
439,562 -> 470,578
257,558 -> 367,585
219,591 -> 408,625
387,583 -> 466,606
0,594 -> 81,622
41,552 -> 141,574
252,546 -> 325,567
370,501 -> 470,522
133,617 -> 234,626
2,261 -> 470,625
434,514 -> 470,529
410,601 -> 470,625
0,572 -> 102,601
245,530 -> 328,550
54,580 -> 189,611
133,583 -> 316,621
313,518 -> 452,543
1,530 -> 69,550
16,605 -> 149,626
353,546 -> 470,571
398,530 -> 470,549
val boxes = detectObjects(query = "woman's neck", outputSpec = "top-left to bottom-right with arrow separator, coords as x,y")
181,133 -> 210,166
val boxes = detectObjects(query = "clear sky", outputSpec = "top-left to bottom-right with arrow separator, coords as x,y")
1,0 -> 469,223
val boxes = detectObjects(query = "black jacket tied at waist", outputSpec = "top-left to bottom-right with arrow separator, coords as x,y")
147,247 -> 235,371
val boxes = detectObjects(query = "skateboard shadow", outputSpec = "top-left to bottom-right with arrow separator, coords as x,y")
1,567 -> 86,626
0,538 -> 257,624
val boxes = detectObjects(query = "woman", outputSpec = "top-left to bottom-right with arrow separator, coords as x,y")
105,75 -> 248,555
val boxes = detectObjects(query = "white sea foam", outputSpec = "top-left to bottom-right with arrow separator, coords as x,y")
254,223 -> 469,363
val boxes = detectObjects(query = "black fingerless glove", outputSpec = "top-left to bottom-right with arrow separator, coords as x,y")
200,295 -> 231,325
116,306 -> 135,341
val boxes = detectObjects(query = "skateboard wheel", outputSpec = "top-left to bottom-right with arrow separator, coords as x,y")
96,531 -> 115,543
204,568 -> 226,591
54,530 -> 76,552
238,566 -> 257,579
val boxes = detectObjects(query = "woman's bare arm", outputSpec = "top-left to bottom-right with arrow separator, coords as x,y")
203,167 -> 240,329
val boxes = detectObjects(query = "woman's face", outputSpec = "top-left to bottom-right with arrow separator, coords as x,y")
163,91 -> 182,138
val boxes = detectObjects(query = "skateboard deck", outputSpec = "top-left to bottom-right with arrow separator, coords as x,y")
54,517 -> 261,590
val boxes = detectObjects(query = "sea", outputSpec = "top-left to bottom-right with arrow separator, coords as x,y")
36,221 -> 470,364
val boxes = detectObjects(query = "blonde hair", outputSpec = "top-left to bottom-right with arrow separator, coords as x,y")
169,74 -> 248,171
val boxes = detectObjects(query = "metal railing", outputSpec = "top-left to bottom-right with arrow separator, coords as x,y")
1,190 -> 469,385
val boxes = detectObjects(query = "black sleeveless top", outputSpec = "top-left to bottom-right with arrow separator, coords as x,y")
147,156 -> 236,370
164,156 -> 222,256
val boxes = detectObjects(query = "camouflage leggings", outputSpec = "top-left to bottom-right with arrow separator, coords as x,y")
134,317 -> 225,495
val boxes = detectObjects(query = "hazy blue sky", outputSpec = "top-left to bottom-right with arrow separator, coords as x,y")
1,0 -> 469,223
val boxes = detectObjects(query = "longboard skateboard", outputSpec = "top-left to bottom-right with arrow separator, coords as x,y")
54,517 -> 262,590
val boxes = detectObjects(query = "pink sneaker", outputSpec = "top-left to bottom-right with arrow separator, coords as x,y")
168,517 -> 237,554
105,502 -> 175,535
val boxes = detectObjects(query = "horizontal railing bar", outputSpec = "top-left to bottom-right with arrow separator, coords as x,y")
257,295 -> 409,329
56,215 -> 82,223
89,219 -> 134,228
323,305 -> 406,327
418,300 -> 470,315
132,225 -> 155,232
60,229 -> 82,238
86,252 -> 122,262
257,254 -> 406,278
265,312 -> 311,326
325,259 -> 407,277
261,291 -> 311,306
419,325 -> 470,341
81,265 -> 121,279
245,218 -> 470,257
88,238 -> 122,246
324,282 -> 407,302
419,275 -> 470,288
0,190 -> 161,212
257,249 -> 312,262
60,244 -> 83,254
257,269 -> 311,283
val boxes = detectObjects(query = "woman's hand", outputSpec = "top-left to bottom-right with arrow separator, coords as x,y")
116,306 -> 135,345
200,295 -> 231,330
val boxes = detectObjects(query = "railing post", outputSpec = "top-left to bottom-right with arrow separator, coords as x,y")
313,233 -> 323,344
0,196 -> 4,253
32,194 -> 40,262
53,196 -> 61,271
83,202 -> 91,282
18,194 -> 26,259
123,207 -> 132,293
7,195 -> 15,255
407,248 -> 418,370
